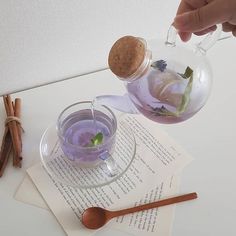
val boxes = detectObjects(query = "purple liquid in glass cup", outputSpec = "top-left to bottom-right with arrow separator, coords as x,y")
57,101 -> 117,167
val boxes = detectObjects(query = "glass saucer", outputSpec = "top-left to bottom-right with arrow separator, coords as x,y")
40,116 -> 136,188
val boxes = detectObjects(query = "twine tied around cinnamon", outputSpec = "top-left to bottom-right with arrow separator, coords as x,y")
4,116 -> 24,132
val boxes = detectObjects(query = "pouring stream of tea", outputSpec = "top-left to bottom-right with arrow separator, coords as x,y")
91,99 -> 98,132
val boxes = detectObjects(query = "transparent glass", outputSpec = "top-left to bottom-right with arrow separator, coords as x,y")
57,101 -> 117,168
97,25 -> 222,124
40,102 -> 136,188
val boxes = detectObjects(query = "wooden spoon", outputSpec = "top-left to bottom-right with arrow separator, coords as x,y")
82,192 -> 197,229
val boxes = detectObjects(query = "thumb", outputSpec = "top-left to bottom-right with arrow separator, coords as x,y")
174,1 -> 229,32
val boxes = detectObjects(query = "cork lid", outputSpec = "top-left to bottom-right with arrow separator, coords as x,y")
108,36 -> 146,79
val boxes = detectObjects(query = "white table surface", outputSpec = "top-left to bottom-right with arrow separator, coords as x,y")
0,33 -> 236,235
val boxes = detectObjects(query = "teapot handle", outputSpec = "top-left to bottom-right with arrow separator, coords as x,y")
165,24 -> 222,55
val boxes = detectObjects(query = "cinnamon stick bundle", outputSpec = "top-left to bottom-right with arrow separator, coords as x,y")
0,95 -> 23,176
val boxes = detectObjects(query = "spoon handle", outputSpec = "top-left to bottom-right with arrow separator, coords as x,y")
112,192 -> 197,218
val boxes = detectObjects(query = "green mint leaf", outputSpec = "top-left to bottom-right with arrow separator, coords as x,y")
91,132 -> 103,146
178,66 -> 193,79
176,72 -> 194,114
184,66 -> 193,78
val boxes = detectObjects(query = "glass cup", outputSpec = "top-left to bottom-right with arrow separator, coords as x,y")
57,101 -> 118,174
40,101 -> 136,188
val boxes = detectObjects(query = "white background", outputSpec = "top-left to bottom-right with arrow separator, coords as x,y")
0,0 -> 179,94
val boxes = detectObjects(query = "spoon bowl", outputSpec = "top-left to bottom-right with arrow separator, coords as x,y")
82,207 -> 111,229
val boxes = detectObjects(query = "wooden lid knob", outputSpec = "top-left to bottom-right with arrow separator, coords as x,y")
108,36 -> 146,79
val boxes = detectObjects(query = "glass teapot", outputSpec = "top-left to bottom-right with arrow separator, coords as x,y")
96,25 -> 222,124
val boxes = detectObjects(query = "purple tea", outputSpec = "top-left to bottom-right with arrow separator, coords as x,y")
126,67 -> 197,124
58,109 -> 116,167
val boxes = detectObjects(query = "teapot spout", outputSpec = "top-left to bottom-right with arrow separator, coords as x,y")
95,94 -> 139,114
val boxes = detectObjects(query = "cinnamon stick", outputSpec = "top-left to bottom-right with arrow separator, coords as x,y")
3,95 -> 21,167
13,98 -> 22,167
14,98 -> 21,135
0,127 -> 12,177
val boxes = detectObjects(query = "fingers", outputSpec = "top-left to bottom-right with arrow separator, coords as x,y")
177,25 -> 216,42
223,22 -> 236,37
175,0 -> 207,33
174,0 -> 208,41
233,29 -> 236,37
194,25 -> 217,35
222,22 -> 235,32
174,0 -> 230,32
178,32 -> 192,42
176,0 -> 207,15
174,0 -> 236,41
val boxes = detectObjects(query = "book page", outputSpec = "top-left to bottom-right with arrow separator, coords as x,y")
27,115 -> 192,236
15,174 -> 179,236
112,176 -> 179,236
15,174 -> 180,236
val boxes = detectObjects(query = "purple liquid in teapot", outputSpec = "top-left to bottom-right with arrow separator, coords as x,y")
126,64 -> 209,124
59,109 -> 115,166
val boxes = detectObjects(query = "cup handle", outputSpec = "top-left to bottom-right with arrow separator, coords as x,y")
165,24 -> 222,55
99,151 -> 118,177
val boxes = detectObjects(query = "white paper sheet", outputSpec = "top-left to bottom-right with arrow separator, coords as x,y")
15,174 -> 48,210
15,173 -> 180,236
18,115 -> 193,236
111,175 -> 180,236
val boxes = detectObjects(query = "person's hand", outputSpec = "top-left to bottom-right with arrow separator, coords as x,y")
173,0 -> 236,41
